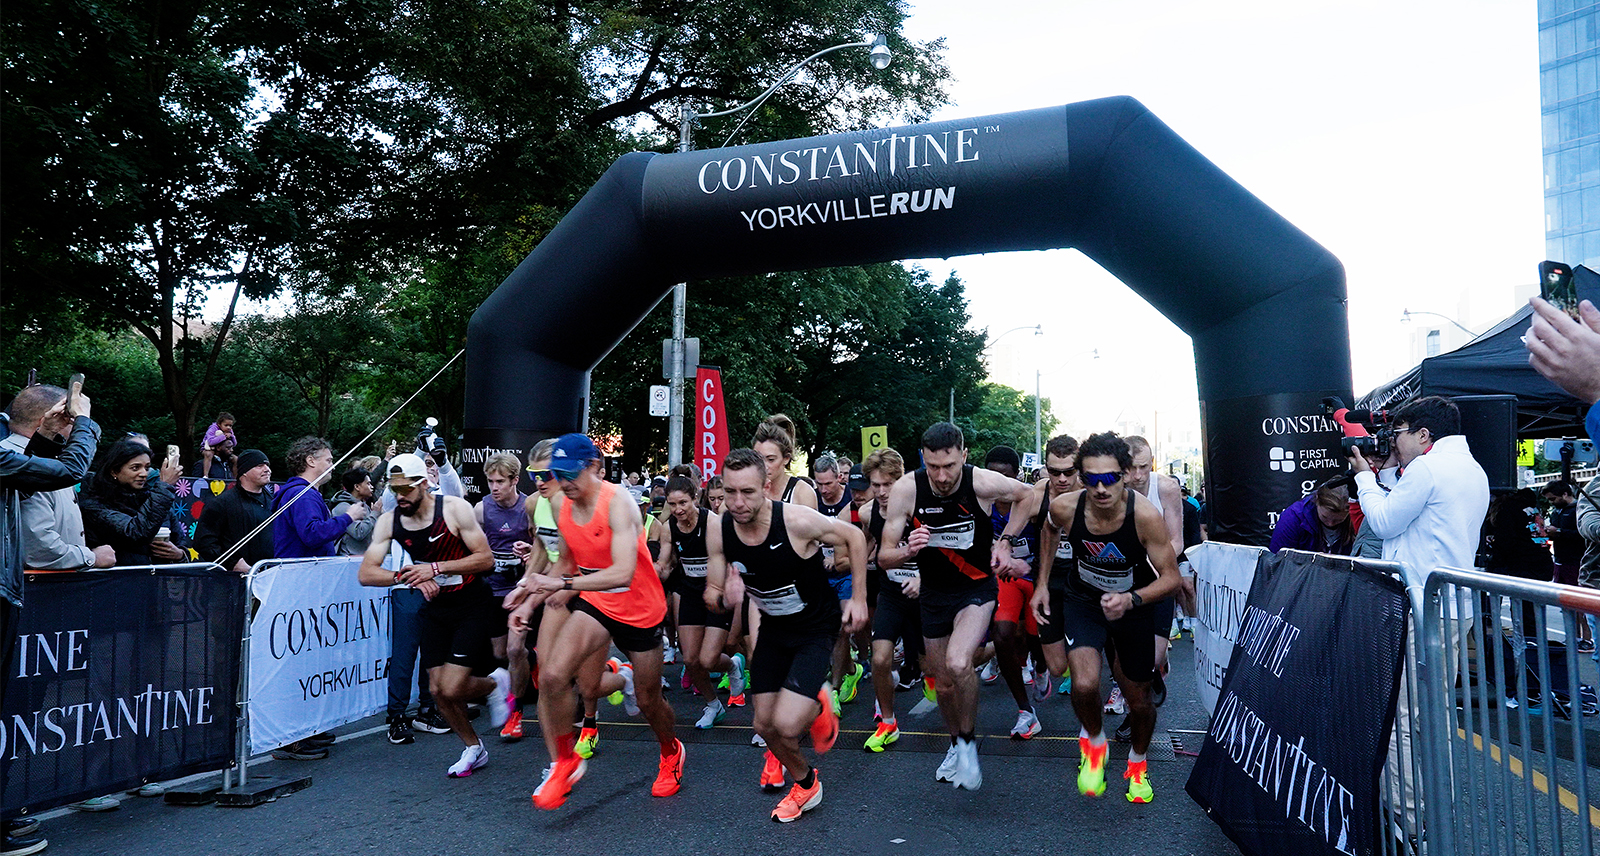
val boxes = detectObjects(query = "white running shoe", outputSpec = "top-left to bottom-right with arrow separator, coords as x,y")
951,739 -> 982,791
620,663 -> 640,716
1021,658 -> 1035,686
729,653 -> 747,697
1104,685 -> 1126,716
935,745 -> 960,782
695,699 -> 727,730
1010,709 -> 1042,740
446,744 -> 488,778
978,660 -> 999,685
487,668 -> 512,728
751,731 -> 768,748
663,643 -> 677,665
1032,666 -> 1053,702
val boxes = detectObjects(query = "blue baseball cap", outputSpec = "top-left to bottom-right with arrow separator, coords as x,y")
548,433 -> 600,475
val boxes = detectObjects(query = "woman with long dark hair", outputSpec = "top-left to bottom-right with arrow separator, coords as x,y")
81,438 -> 183,566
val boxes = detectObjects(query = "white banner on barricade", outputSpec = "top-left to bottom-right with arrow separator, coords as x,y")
1185,541 -> 1263,715
248,556 -> 391,755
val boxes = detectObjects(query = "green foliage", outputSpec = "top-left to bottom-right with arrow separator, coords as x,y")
955,382 -> 1060,465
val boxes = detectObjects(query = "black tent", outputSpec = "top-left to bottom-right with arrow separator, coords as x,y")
1357,283 -> 1592,438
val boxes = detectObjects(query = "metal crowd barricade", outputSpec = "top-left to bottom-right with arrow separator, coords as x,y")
1393,566 -> 1600,856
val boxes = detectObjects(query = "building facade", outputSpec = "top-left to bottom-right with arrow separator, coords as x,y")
1541,1 -> 1600,268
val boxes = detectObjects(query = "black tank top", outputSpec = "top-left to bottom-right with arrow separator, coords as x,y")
394,497 -> 475,593
722,501 -> 838,629
779,475 -> 803,503
817,487 -> 852,518
912,464 -> 993,590
869,503 -> 919,602
669,508 -> 711,593
1065,491 -> 1154,600
1036,489 -> 1075,592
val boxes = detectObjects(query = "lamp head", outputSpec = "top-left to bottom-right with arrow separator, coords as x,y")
870,35 -> 892,70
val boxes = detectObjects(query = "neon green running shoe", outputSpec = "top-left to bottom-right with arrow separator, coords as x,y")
1124,760 -> 1153,803
838,662 -> 864,704
607,689 -> 624,706
863,720 -> 900,752
717,672 -> 730,690
1078,737 -> 1108,797
830,689 -> 842,717
575,726 -> 600,759
923,676 -> 937,703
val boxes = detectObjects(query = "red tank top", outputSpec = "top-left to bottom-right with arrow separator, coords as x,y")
559,481 -> 665,627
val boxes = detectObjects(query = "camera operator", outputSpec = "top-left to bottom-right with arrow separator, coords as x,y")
1346,395 -> 1489,843
381,420 -> 462,512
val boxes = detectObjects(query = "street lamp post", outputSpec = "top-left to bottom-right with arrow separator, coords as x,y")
1399,308 -> 1479,338
1035,348 -> 1099,461
666,36 -> 891,466
969,324 -> 1041,436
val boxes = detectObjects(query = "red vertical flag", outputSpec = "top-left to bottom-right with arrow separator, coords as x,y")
695,366 -> 730,484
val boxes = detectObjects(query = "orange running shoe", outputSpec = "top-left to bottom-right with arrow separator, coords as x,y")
500,708 -> 524,741
728,692 -> 746,708
771,771 -> 823,822
809,687 -> 839,753
651,739 -> 685,797
760,749 -> 785,792
532,754 -> 586,810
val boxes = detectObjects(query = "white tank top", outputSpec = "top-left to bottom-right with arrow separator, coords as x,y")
1145,471 -> 1164,517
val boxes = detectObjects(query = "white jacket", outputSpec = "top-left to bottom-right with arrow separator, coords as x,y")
1354,434 -> 1490,580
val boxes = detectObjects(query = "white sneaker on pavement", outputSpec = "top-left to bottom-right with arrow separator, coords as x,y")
446,744 -> 488,778
935,744 -> 960,782
951,739 -> 983,790
620,663 -> 640,716
487,668 -> 512,727
1010,709 -> 1042,740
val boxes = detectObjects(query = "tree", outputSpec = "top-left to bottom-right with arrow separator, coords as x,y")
955,382 -> 1060,465
236,291 -> 392,439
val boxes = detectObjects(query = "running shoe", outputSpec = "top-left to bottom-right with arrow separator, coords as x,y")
1124,760 -> 1154,803
896,672 -> 920,692
500,709 -> 524,742
1112,720 -> 1133,743
728,692 -> 747,708
751,731 -> 768,748
978,659 -> 999,684
729,653 -> 747,698
575,726 -> 600,759
1010,709 -> 1042,740
532,755 -> 587,809
830,689 -> 842,717
270,740 -> 328,760
681,668 -> 693,690
696,699 -> 728,730
1077,737 -> 1108,797
923,675 -> 938,702
771,772 -> 823,823
412,707 -> 451,734
717,671 -> 730,690
810,687 -> 840,753
839,662 -> 865,704
864,720 -> 900,752
663,643 -> 677,665
446,744 -> 488,778
935,744 -> 960,782
951,739 -> 982,791
1032,667 -> 1052,702
1020,658 -> 1035,687
760,749 -> 785,792
1104,685 -> 1126,715
487,668 -> 512,728
619,662 -> 640,716
1152,674 -> 1167,708
651,740 -> 686,797
1169,621 -> 1183,641
1058,673 -> 1073,695
387,716 -> 415,745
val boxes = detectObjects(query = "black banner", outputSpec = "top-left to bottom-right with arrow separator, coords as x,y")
2,566 -> 245,814
1186,550 -> 1407,856
1202,390 -> 1350,546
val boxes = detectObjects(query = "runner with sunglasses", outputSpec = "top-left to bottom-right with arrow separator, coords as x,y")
999,435 -> 1083,699
1040,432 -> 1182,804
511,434 -> 680,810
877,422 -> 1034,791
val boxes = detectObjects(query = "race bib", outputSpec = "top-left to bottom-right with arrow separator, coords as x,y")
536,526 -> 561,555
1055,540 -> 1074,561
926,520 -> 975,550
821,544 -> 836,565
433,573 -> 465,587
492,550 -> 521,574
577,565 -> 630,594
1077,561 -> 1133,593
887,565 -> 919,584
680,558 -> 709,578
1010,539 -> 1033,561
748,583 -> 805,616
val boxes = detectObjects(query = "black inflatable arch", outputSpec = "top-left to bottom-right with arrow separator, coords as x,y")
465,96 -> 1352,545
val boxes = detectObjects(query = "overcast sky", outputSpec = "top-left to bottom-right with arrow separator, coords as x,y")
899,0 -> 1546,451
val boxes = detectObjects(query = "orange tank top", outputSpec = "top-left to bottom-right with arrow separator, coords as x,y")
558,481 -> 665,628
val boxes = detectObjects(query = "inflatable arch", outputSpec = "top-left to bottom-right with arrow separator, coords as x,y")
464,96 -> 1352,545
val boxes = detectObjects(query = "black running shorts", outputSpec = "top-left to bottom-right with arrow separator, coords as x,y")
419,580 -> 499,675
1035,586 -> 1070,646
1058,595 -> 1157,682
571,595 -> 663,654
750,617 -> 839,699
676,587 -> 734,631
918,576 -> 998,640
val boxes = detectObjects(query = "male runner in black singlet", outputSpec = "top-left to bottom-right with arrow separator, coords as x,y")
705,448 -> 868,823
813,454 -> 865,711
1038,432 -> 1181,804
877,423 -> 1033,791
359,453 -> 504,778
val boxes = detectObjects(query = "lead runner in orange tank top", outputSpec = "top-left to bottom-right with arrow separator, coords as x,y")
515,434 -> 683,811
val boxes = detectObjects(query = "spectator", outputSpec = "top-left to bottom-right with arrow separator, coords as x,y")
203,412 -> 238,457
1544,480 -> 1591,651
1268,483 -> 1357,555
380,435 -> 462,512
331,468 -> 377,555
195,449 -> 275,574
194,412 -> 239,480
127,432 -> 199,560
81,439 -> 183,566
273,436 -> 365,559
0,385 -> 114,571
1525,296 -> 1600,444
1577,473 -> 1600,659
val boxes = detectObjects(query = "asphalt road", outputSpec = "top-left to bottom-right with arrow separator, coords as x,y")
35,635 -> 1237,856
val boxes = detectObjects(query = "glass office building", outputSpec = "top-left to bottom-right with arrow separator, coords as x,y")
1541,1 -> 1600,268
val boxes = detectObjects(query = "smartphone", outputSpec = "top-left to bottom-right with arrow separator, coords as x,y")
66,373 -> 84,417
166,444 -> 181,466
1539,260 -> 1579,319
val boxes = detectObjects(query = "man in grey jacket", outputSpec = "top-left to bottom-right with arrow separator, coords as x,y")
1,385 -> 114,572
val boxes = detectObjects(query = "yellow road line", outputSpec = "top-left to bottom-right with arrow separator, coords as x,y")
1456,727 -> 1600,829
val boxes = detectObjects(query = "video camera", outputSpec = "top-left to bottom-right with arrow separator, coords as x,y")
1322,396 -> 1396,461
415,416 -> 446,464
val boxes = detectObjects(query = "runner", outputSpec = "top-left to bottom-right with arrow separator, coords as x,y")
1038,432 -> 1182,804
1002,435 -> 1083,701
704,476 -> 726,514
877,422 -> 1033,790
704,448 -> 869,822
1120,436 -> 1185,714
813,454 -> 864,713
980,445 -> 1044,740
474,453 -> 531,741
358,454 -> 508,778
860,448 -> 924,752
511,433 -> 683,810
753,415 -> 818,510
655,475 -> 745,729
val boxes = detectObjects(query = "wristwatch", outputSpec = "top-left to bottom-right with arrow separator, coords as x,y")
562,577 -> 573,591
1128,590 -> 1144,609
997,534 -> 1018,546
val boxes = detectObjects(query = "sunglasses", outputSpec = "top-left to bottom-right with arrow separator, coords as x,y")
1083,471 -> 1122,488
549,468 -> 582,482
1046,465 -> 1078,478
526,468 -> 554,482
390,480 -> 425,497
